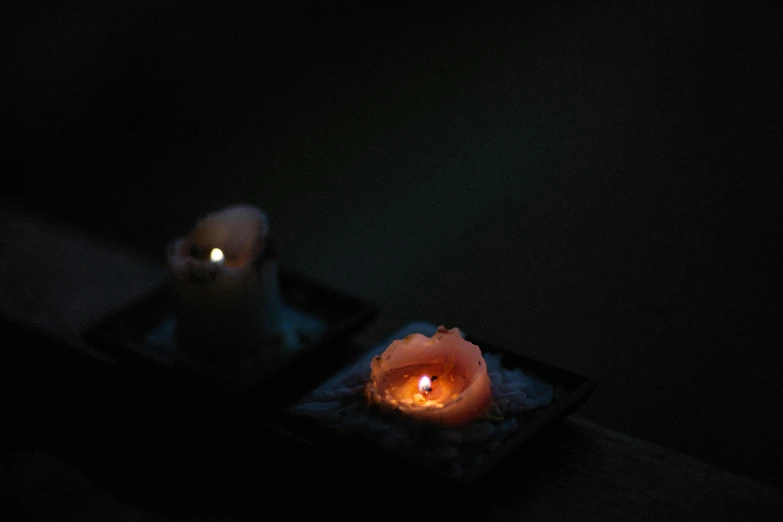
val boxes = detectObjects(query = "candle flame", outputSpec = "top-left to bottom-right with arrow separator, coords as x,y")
419,376 -> 432,394
209,248 -> 225,264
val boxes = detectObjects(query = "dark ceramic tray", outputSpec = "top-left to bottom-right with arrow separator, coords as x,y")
81,267 -> 378,397
272,321 -> 598,489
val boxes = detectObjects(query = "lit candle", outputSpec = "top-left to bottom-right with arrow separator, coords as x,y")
364,325 -> 493,426
166,203 -> 286,370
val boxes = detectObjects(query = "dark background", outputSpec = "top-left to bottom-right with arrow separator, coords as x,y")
5,1 -> 782,489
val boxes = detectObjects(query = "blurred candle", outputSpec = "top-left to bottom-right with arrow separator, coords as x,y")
364,325 -> 493,426
166,203 -> 285,369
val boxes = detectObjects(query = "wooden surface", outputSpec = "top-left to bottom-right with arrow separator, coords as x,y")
2,198 -> 783,521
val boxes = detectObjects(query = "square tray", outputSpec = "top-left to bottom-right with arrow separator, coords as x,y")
81,267 -> 378,397
272,321 -> 598,489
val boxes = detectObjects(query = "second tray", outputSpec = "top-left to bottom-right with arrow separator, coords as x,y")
81,267 -> 378,397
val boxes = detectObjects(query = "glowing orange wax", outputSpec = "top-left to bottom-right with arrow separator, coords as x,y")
364,325 -> 493,426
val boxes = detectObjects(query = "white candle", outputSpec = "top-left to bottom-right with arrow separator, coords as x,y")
166,203 -> 286,372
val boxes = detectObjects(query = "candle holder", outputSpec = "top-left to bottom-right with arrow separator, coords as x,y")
81,205 -> 378,396
273,321 -> 597,487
